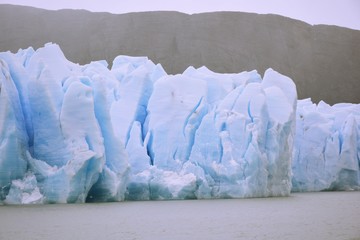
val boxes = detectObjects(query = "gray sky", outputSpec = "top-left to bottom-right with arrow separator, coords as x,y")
1,0 -> 359,30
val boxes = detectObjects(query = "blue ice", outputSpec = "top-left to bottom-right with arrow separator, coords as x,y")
0,43 -> 358,204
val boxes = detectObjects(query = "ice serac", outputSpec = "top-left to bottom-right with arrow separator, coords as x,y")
0,59 -> 27,200
110,56 -> 167,200
82,61 -> 129,202
110,56 -> 166,145
124,65 -> 296,200
187,68 -> 296,198
0,44 -> 129,203
22,45 -> 110,203
0,43 -> 358,204
292,99 -> 360,191
145,74 -> 208,169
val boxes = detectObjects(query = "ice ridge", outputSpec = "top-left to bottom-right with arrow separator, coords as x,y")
0,43 -> 358,204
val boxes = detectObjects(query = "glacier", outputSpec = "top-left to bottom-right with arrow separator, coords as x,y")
0,43 -> 359,204
292,99 -> 360,192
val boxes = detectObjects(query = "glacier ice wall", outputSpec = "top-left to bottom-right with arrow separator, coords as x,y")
0,44 -> 129,203
292,99 -> 360,191
0,43 -> 358,204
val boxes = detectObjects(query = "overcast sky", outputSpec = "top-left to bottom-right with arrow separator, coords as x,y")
1,0 -> 359,30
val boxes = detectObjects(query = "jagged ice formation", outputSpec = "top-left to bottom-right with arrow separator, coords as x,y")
0,44 -> 359,204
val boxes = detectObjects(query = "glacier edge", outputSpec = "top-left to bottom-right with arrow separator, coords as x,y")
0,43 -> 359,204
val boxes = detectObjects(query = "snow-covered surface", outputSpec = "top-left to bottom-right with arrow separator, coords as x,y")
0,43 -> 358,204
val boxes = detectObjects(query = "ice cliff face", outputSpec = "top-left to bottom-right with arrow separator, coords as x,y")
0,44 -> 358,204
0,44 -> 129,203
292,99 -> 360,192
